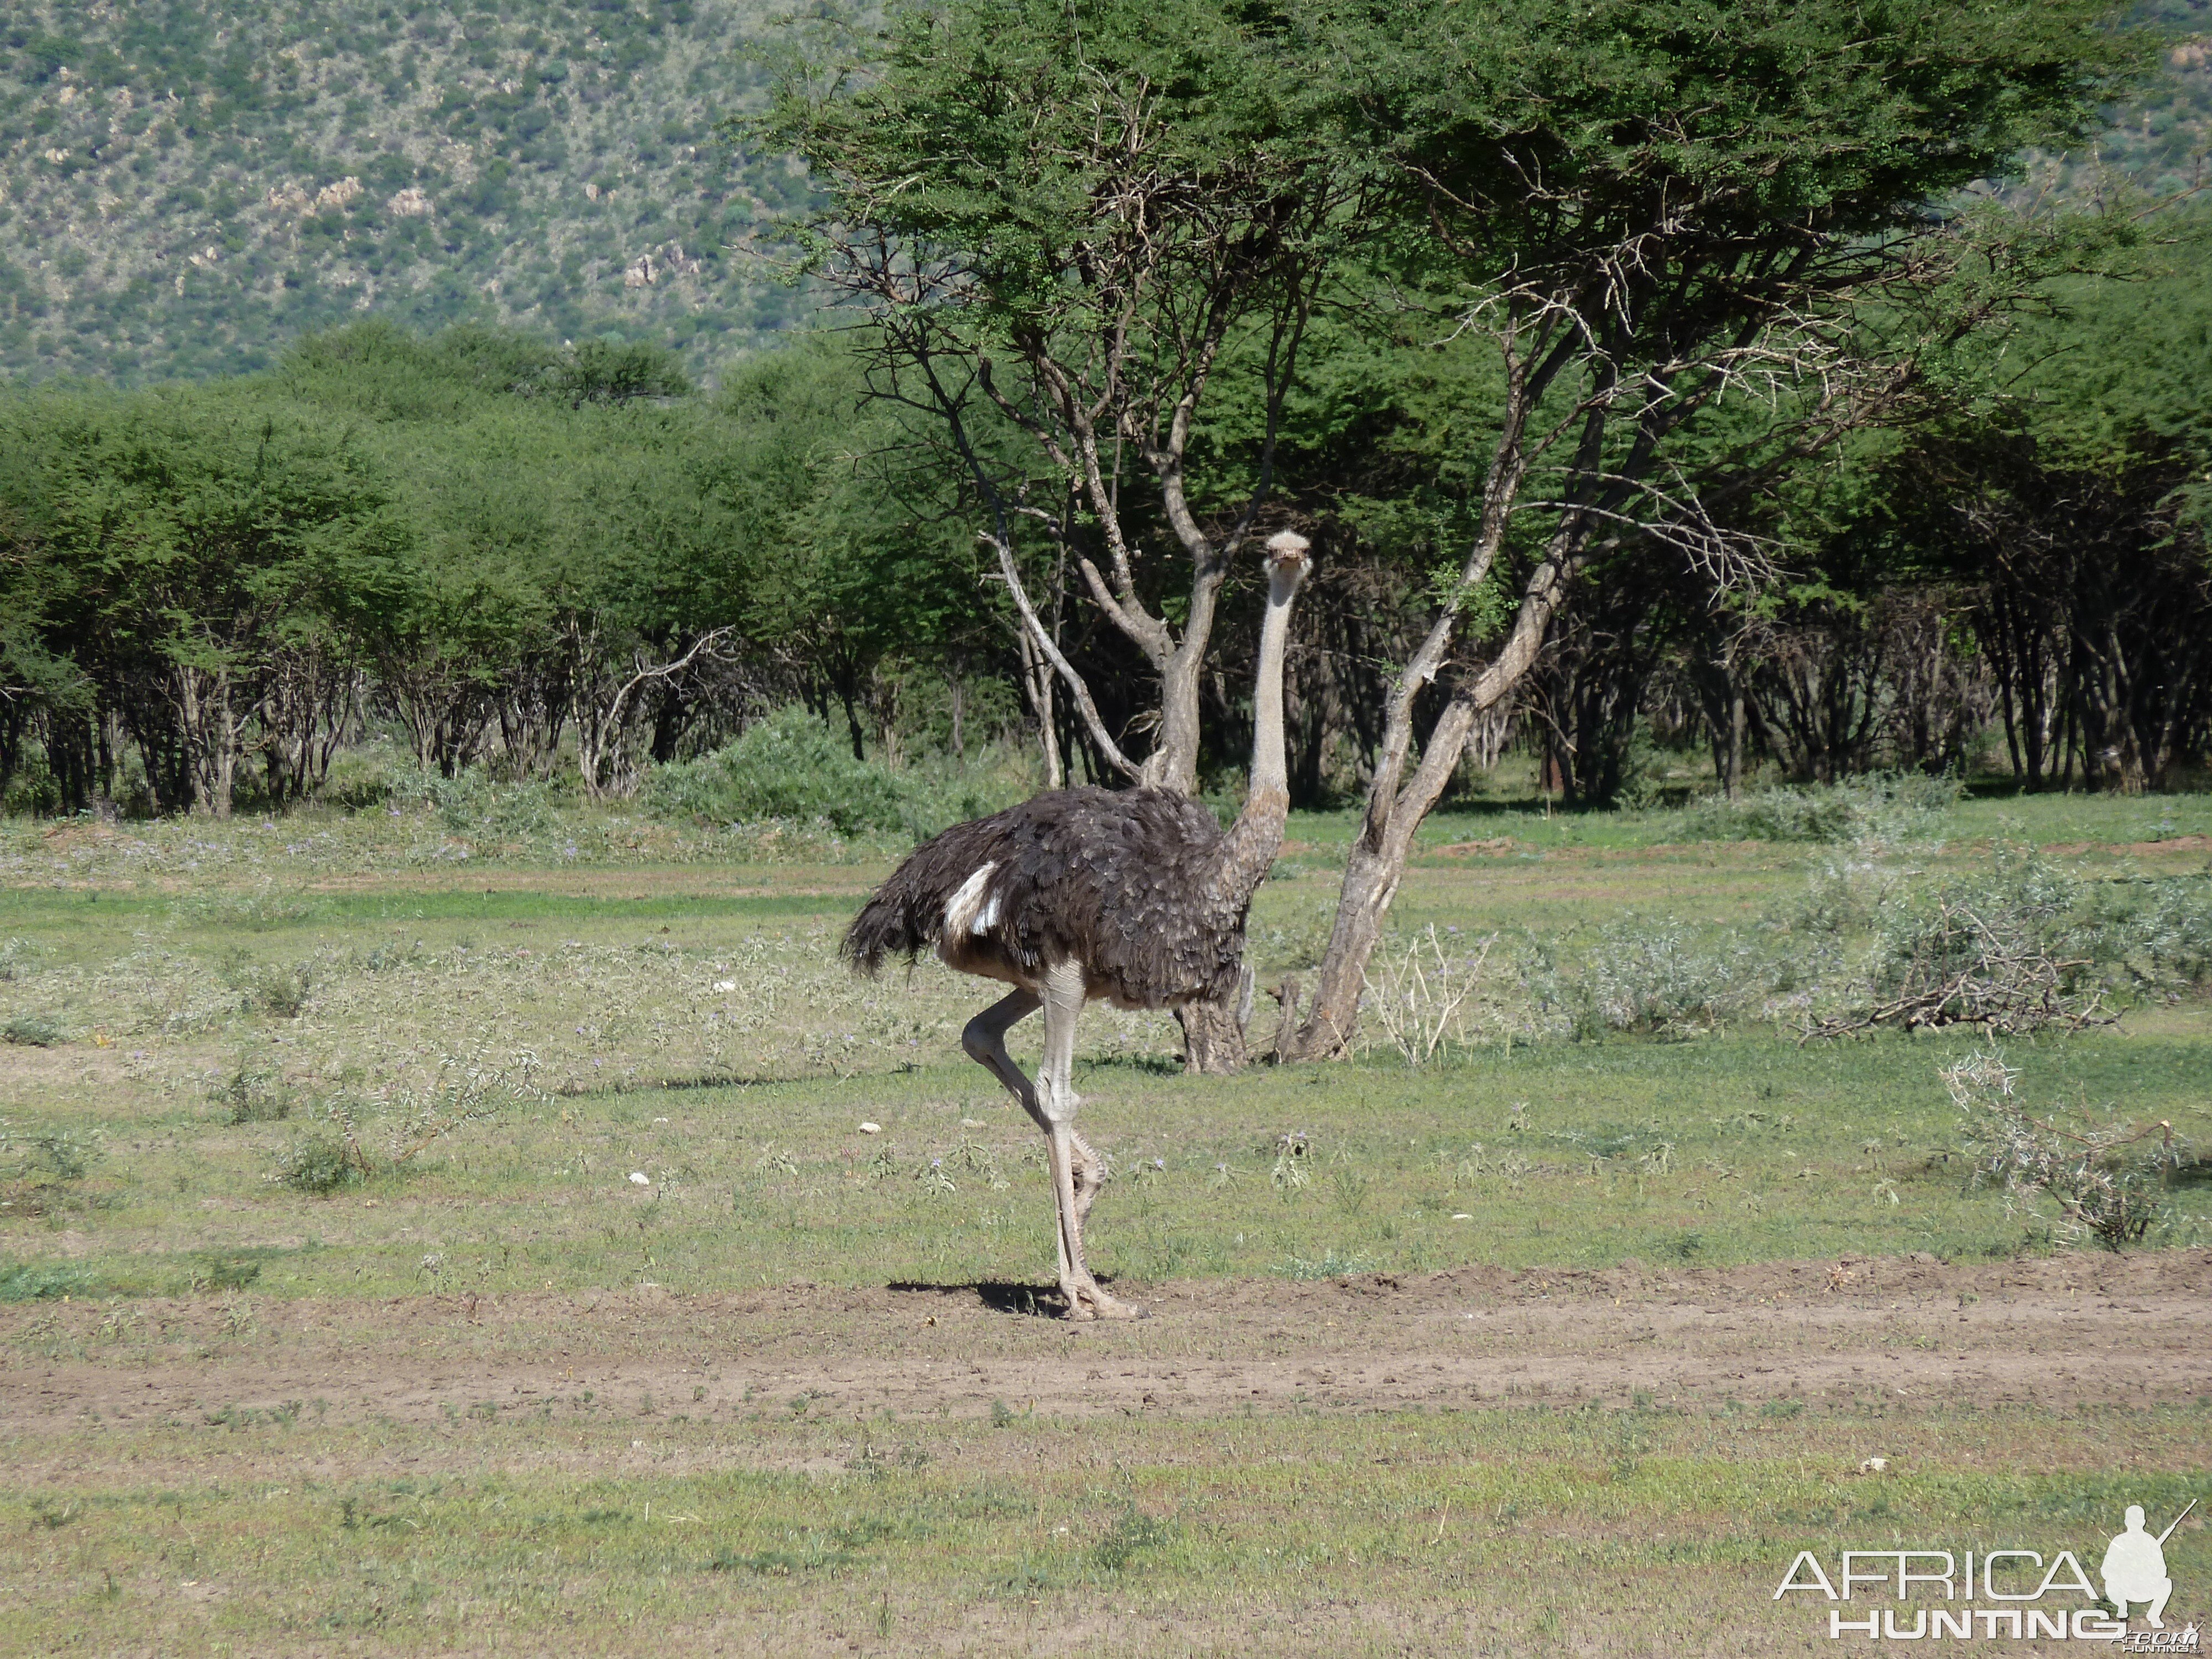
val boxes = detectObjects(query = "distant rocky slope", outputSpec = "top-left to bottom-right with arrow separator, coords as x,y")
0,0 -> 2203,388
0,0 -> 810,385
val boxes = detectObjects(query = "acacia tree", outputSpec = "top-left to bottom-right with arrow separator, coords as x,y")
539,416 -> 747,799
1884,222 -> 2212,793
0,392 -> 399,817
278,325 -> 753,794
713,338 -> 1003,764
1274,0 -> 2146,1058
750,0 -> 1353,798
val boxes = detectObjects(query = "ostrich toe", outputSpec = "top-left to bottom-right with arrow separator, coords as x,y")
1064,1279 -> 1146,1321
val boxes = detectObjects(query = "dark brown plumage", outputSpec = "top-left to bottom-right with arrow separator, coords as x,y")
842,786 -> 1250,1009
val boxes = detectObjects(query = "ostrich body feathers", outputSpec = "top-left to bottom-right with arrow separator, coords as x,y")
842,787 -> 1250,1009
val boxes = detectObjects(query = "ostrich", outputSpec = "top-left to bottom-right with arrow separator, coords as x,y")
843,531 -> 1312,1318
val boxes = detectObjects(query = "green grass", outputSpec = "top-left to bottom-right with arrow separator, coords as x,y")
1,790 -> 2208,1298
4,1404 -> 2206,1653
1,788 -> 2207,1654
0,885 -> 857,937
10,1028 -> 2208,1305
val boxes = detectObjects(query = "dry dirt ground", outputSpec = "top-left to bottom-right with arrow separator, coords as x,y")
9,1249 -> 2204,1460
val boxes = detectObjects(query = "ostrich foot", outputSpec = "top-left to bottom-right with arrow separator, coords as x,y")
1062,1277 -> 1146,1321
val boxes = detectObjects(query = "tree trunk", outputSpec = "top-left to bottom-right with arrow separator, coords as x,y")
1724,685 -> 1745,801
174,663 -> 245,820
44,710 -> 95,815
383,654 -> 491,779
1276,322 -> 1580,1062
1143,602 -> 1220,796
1175,968 -> 1252,1074
1279,840 -> 1400,1059
95,706 -> 121,820
1282,554 -> 1576,1061
572,624 -> 733,799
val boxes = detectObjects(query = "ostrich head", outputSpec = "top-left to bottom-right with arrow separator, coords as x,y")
1264,529 -> 1312,589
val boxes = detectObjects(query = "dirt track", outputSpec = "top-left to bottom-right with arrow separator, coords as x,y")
8,1250 -> 2206,1445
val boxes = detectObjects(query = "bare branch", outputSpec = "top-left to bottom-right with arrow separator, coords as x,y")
983,533 -> 1143,784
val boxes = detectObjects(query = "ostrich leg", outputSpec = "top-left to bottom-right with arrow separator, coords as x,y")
961,989 -> 1041,1105
961,989 -> 1109,1224
1037,961 -> 1139,1319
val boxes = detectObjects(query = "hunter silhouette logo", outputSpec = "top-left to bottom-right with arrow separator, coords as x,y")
1775,1498 -> 2199,1644
2105,1501 -> 2194,1631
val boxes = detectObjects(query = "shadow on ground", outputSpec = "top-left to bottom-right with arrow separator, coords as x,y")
889,1276 -> 1142,1317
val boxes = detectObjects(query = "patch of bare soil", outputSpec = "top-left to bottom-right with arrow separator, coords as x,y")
31,821 -> 126,851
2040,833 -> 2212,858
7,1251 -> 2205,1447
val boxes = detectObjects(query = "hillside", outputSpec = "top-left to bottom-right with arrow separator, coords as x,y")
0,0 -> 2205,389
2022,2 -> 2212,200
0,0 -> 811,385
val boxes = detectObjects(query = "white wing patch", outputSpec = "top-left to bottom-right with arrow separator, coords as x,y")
943,862 -> 1000,937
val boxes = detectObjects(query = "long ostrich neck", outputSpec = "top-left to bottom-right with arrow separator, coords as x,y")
1211,567 -> 1302,904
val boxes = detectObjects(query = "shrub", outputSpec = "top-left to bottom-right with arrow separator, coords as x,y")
2,1014 -> 64,1047
2099,877 -> 2212,998
0,760 -> 62,817
1809,853 -> 2110,1039
212,1056 -> 294,1123
1363,926 -> 1488,1066
319,739 -> 406,811
645,707 -> 906,833
223,956 -> 315,1019
274,1128 -> 361,1194
1091,1507 -> 1175,1573
1674,772 -> 1960,846
1944,1046 -> 2184,1251
419,765 -> 564,839
644,706 -> 1021,841
1584,920 -> 1768,1035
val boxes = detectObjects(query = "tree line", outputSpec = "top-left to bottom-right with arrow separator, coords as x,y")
0,323 -> 1005,817
3,0 -> 2208,1064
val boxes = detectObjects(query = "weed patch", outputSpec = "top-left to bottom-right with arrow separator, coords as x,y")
1091,1506 -> 1176,1573
2,1013 -> 62,1046
274,1126 -> 364,1194
185,1252 -> 267,1292
223,953 -> 315,1019
1945,1046 -> 2185,1250
1671,773 -> 1961,846
0,1261 -> 100,1301
1,1120 -> 99,1185
1275,1248 -> 1376,1281
212,1053 -> 295,1123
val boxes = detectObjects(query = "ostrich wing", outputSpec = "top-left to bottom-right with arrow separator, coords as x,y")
843,787 -> 1245,1006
